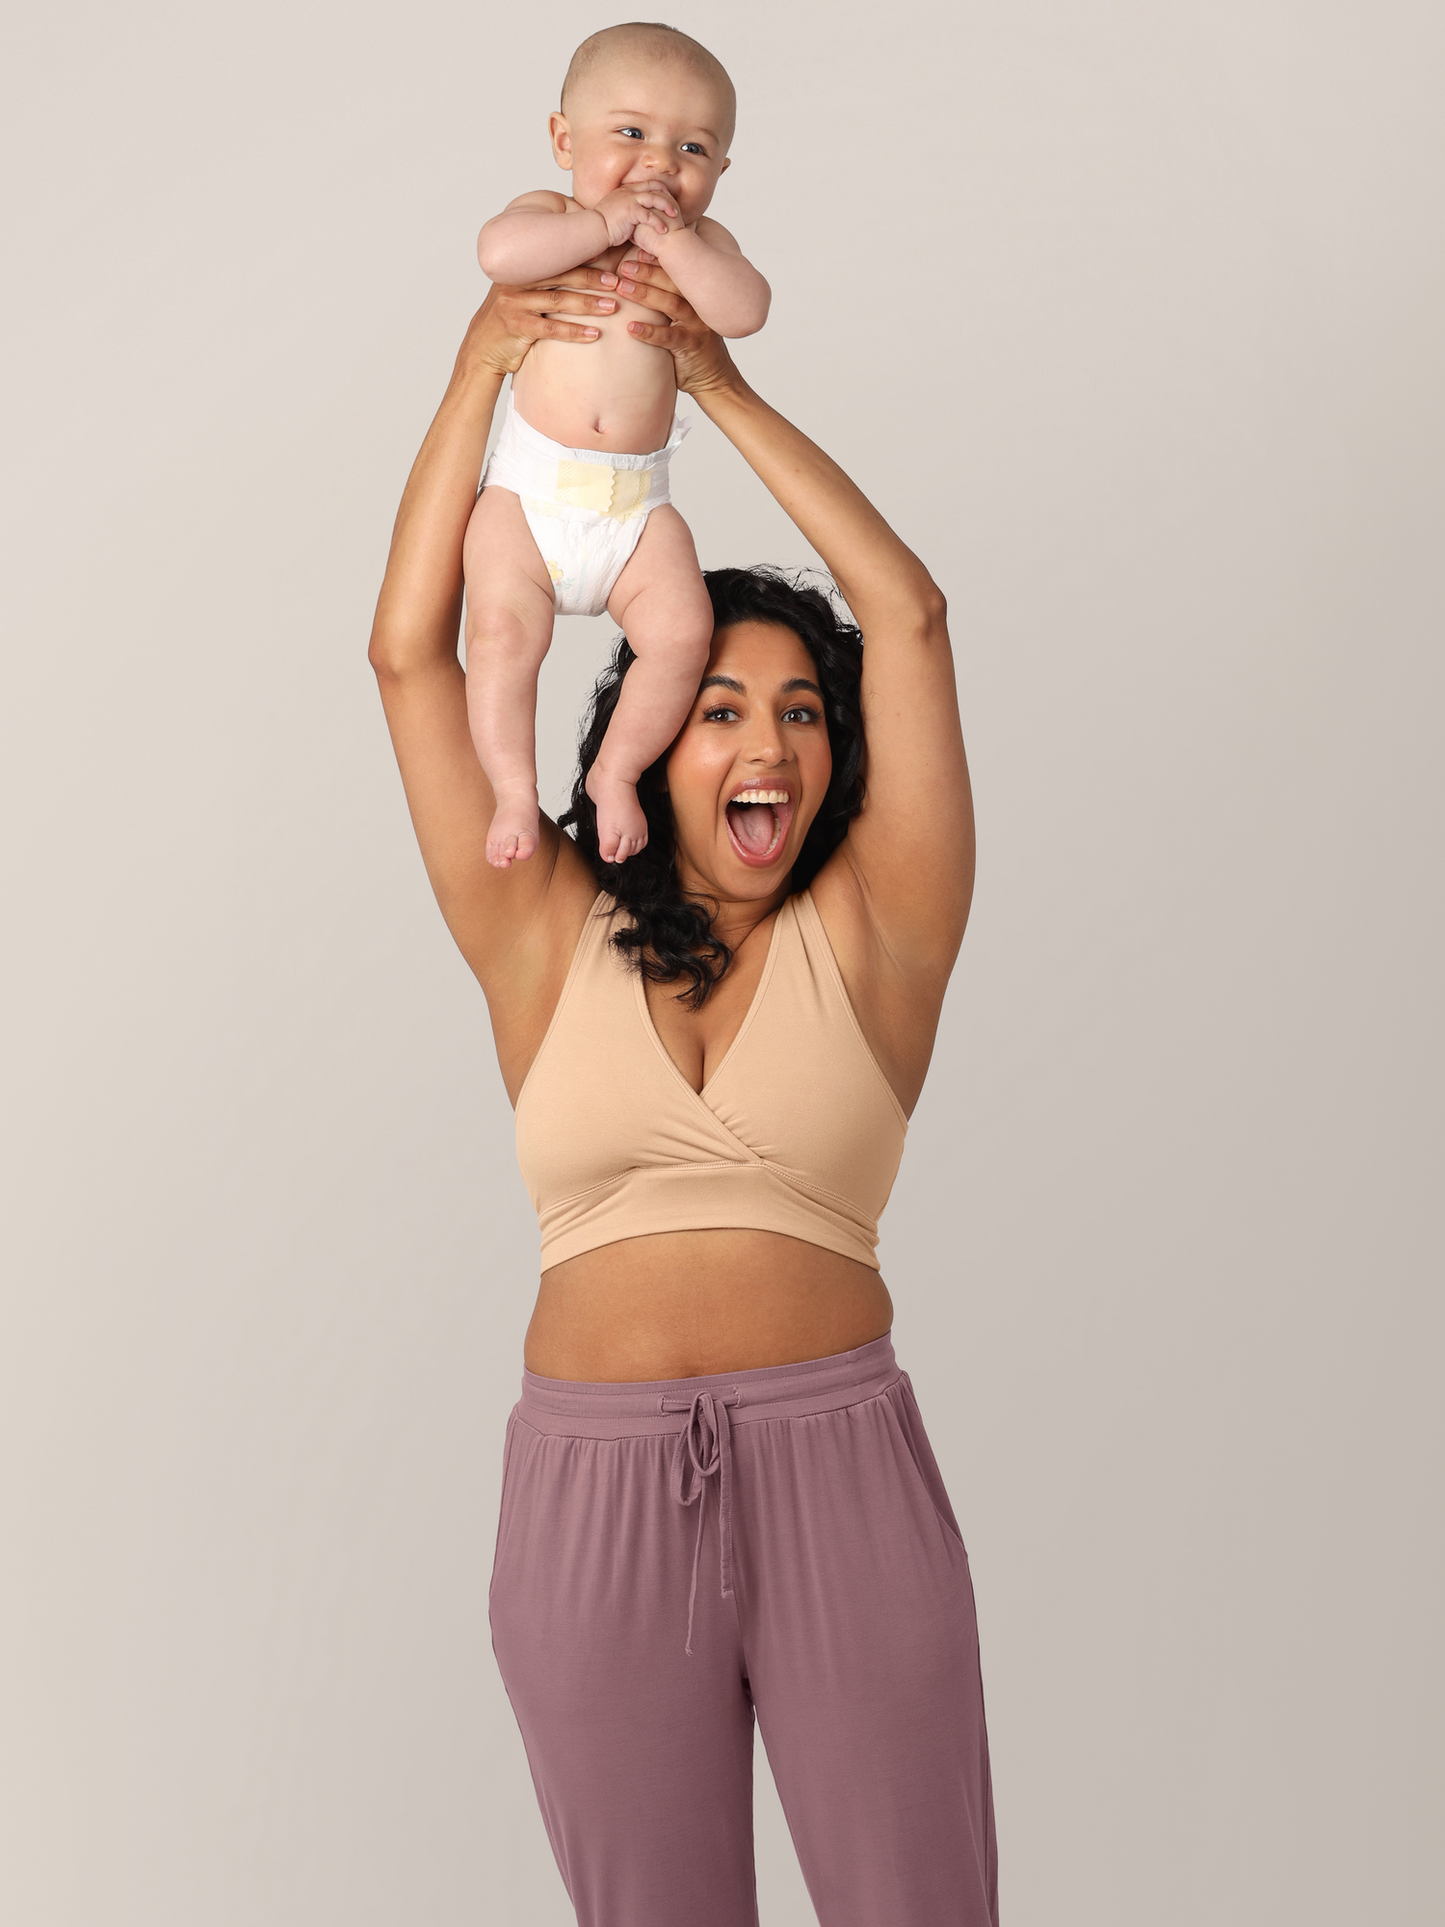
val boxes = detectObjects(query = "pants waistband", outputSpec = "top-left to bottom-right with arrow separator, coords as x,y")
517,1332 -> 899,1438
517,1334 -> 899,1656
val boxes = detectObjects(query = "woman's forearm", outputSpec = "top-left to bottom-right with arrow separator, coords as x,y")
370,354 -> 503,676
694,373 -> 939,626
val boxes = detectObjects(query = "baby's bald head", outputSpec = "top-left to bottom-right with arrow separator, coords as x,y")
561,22 -> 735,144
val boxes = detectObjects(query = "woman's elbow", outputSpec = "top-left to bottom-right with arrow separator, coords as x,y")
904,581 -> 949,642
368,626 -> 403,680
368,617 -> 424,681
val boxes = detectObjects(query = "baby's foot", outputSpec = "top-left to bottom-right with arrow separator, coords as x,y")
586,766 -> 649,864
486,787 -> 540,869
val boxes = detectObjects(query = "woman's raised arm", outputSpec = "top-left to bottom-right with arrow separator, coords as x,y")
623,267 -> 975,1001
368,279 -> 615,1081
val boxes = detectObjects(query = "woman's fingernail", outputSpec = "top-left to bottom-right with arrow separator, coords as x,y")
585,327 -> 600,337
598,299 -> 616,309
618,279 -> 635,294
599,273 -> 617,286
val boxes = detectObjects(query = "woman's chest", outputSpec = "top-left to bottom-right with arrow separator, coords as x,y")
515,899 -> 908,1216
521,911 -> 905,1209
644,938 -> 772,1095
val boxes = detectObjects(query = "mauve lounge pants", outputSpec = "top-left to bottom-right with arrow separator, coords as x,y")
488,1335 -> 999,1926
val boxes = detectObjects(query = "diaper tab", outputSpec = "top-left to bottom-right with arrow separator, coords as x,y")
555,461 -> 653,522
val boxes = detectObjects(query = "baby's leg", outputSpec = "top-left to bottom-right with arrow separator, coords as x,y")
590,507 -> 714,863
462,487 -> 557,868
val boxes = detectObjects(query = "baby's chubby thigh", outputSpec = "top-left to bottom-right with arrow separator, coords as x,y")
606,505 -> 714,663
462,485 -> 557,661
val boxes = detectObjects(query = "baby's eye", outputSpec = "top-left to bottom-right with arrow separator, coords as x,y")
681,142 -> 706,156
618,126 -> 644,139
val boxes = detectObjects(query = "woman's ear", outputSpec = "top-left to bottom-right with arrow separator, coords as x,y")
549,112 -> 573,171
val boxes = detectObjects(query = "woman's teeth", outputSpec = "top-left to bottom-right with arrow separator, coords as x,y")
728,789 -> 789,804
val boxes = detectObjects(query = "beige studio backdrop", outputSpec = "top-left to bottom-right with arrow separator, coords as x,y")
1,1 -> 1440,1922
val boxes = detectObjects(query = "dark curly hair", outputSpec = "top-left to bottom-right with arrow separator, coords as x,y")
557,567 -> 867,1007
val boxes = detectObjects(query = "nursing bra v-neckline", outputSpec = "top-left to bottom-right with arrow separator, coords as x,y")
513,888 -> 908,1274
638,907 -> 785,1101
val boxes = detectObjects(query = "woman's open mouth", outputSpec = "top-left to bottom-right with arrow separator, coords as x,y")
724,787 -> 794,867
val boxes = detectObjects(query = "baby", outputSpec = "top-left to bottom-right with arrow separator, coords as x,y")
466,22 -> 770,867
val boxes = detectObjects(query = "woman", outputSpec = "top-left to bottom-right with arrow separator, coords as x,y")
369,266 -> 995,1927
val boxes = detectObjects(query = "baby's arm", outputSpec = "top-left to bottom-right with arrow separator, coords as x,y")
646,219 -> 770,338
478,186 -> 685,284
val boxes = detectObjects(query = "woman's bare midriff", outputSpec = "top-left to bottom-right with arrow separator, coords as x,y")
524,1229 -> 894,1382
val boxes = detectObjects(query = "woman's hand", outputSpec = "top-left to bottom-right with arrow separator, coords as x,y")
613,260 -> 742,398
458,269 -> 623,379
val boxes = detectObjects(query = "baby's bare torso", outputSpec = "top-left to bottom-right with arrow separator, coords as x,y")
510,206 -> 680,455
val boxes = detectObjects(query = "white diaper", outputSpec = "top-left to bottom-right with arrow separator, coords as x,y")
479,396 -> 689,618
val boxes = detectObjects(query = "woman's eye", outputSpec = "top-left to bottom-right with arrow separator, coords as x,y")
783,706 -> 819,724
702,705 -> 739,723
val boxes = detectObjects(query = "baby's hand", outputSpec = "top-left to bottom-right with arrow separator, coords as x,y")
594,183 -> 681,250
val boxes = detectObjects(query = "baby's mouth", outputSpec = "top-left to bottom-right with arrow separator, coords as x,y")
724,787 -> 794,866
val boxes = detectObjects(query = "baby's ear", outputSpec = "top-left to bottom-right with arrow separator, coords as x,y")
720,156 -> 731,173
549,111 -> 573,170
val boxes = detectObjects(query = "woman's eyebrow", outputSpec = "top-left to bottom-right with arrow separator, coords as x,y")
699,674 -> 745,694
781,677 -> 824,697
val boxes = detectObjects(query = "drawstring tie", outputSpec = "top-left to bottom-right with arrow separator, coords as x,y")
665,1389 -> 739,1655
